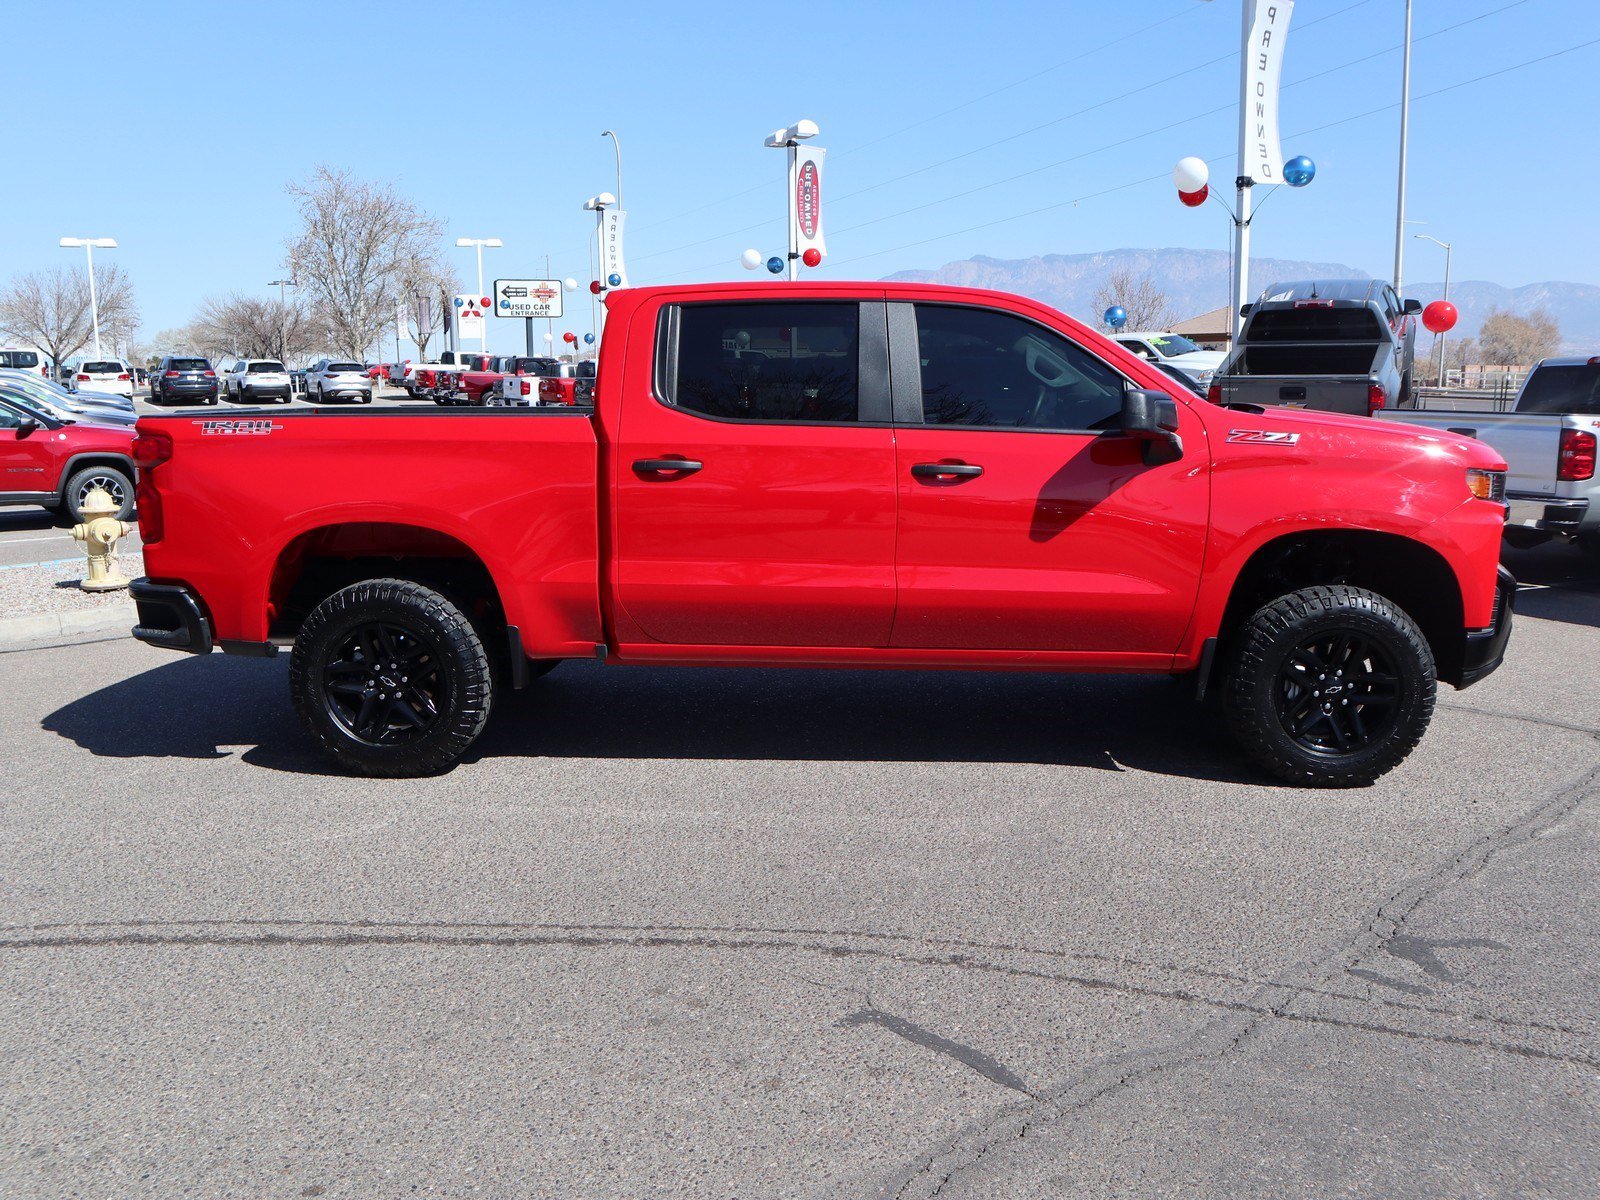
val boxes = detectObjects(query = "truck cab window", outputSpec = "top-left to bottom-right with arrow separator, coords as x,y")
914,304 -> 1125,431
670,302 -> 859,423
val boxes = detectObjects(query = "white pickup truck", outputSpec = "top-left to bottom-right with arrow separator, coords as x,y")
1380,356 -> 1600,552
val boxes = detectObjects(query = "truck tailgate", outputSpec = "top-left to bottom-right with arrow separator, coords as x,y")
135,409 -> 603,654
1379,410 -> 1563,497
1220,374 -> 1376,416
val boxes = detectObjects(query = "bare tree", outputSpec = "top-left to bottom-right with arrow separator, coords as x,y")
394,258 -> 462,362
1477,307 -> 1560,366
0,264 -> 139,370
285,166 -> 444,360
190,293 -> 327,364
1442,335 -> 1478,372
1091,268 -> 1175,331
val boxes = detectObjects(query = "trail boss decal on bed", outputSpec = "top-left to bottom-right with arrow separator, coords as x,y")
1227,429 -> 1301,445
193,419 -> 283,436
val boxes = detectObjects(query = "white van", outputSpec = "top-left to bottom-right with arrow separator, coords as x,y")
0,347 -> 48,378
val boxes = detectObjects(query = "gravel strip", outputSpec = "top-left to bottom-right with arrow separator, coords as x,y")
0,549 -> 145,618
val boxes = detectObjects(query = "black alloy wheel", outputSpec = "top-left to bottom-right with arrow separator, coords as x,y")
1273,629 -> 1400,756
321,619 -> 444,746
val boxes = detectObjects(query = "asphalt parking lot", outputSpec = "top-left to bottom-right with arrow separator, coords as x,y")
1,544 -> 1596,1199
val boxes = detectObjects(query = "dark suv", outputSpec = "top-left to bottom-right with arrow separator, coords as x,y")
150,356 -> 219,405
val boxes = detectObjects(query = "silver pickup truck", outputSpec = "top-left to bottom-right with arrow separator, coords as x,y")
1379,356 -> 1600,551
1211,279 -> 1421,416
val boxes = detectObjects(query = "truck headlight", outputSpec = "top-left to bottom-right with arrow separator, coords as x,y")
1466,468 -> 1505,503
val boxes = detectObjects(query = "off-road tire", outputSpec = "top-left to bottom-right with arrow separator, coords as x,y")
290,578 -> 493,777
1221,584 -> 1435,787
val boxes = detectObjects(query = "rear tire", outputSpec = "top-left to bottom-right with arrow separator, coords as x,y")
1221,584 -> 1435,787
289,579 -> 493,777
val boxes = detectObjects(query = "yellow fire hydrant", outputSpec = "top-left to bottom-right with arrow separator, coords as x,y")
71,487 -> 133,593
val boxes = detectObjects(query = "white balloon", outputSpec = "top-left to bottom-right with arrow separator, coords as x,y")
740,248 -> 763,271
1173,156 -> 1210,193
563,277 -> 579,291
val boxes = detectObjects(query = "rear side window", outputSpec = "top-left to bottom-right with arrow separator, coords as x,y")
666,302 -> 859,423
249,361 -> 286,373
1247,308 -> 1383,342
0,351 -> 40,369
914,304 -> 1125,431
1517,364 -> 1600,415
170,358 -> 209,370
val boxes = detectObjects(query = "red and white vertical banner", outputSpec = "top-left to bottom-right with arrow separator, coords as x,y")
1244,0 -> 1294,182
601,209 -> 628,289
790,145 -> 826,260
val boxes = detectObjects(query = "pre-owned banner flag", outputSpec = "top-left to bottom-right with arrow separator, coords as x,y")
1244,0 -> 1294,183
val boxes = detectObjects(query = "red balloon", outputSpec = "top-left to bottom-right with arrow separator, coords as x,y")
1178,185 -> 1208,208
563,332 -> 577,344
588,280 -> 603,295
1422,300 -> 1458,334
801,247 -> 822,268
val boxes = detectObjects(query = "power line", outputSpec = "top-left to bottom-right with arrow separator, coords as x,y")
654,30 -> 1596,282
634,0 -> 1382,269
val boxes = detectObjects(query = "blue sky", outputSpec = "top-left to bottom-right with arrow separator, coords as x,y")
3,0 -> 1595,354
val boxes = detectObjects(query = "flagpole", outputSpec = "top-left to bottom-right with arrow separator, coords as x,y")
1231,0 -> 1254,341
1393,0 -> 1413,293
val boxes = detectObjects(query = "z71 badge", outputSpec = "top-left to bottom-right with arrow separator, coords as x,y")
193,419 -> 282,436
1227,429 -> 1301,445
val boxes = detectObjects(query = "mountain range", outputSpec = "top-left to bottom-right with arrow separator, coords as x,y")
883,248 -> 1600,349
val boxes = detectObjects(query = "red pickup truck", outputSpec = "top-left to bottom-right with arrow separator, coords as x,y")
128,282 -> 1513,785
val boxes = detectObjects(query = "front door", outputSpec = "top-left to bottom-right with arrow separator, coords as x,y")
889,301 -> 1209,656
0,403 -> 56,497
612,298 -> 898,647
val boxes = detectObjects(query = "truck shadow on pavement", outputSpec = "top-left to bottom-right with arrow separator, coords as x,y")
40,654 -> 1265,784
1501,543 -> 1600,631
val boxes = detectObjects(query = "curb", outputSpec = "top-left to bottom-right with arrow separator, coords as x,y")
0,603 -> 136,648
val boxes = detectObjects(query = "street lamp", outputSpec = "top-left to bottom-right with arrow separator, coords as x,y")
59,236 -> 117,358
455,236 -> 502,352
1414,233 -> 1453,386
581,196 -> 615,337
601,130 -> 622,209
268,278 -> 294,305
763,119 -> 819,281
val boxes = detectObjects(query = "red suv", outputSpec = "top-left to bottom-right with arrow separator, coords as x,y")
0,394 -> 136,521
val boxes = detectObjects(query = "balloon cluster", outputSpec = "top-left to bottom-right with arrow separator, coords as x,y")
1173,157 -> 1209,208
741,247 -> 823,273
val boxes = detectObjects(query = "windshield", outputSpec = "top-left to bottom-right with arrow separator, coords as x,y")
83,361 -> 123,374
170,358 -> 209,371
249,361 -> 287,373
328,361 -> 364,373
1147,334 -> 1202,357
1517,364 -> 1600,415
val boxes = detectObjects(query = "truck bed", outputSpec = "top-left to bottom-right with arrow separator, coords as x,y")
135,407 -> 605,656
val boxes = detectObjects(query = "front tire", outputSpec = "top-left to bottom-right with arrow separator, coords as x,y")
1221,584 -> 1435,787
290,579 -> 494,777
63,465 -> 135,522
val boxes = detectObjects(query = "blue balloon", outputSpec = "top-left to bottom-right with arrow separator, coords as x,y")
607,273 -> 622,287
452,296 -> 464,306
583,333 -> 595,344
1104,305 -> 1127,329
766,256 -> 785,275
1283,155 -> 1316,187
499,298 -> 509,308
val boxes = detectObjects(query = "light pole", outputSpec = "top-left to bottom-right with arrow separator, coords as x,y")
601,130 -> 622,209
1414,233 -> 1453,386
455,236 -> 502,353
268,278 -> 294,306
1393,0 -> 1413,294
59,237 -> 117,358
582,194 -> 616,339
763,119 -> 818,281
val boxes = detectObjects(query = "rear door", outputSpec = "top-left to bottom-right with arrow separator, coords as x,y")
612,297 -> 897,647
888,300 -> 1209,655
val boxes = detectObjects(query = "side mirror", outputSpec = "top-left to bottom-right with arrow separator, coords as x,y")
16,417 -> 39,438
1239,303 -> 1253,318
1121,387 -> 1183,464
1403,298 -> 1423,315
